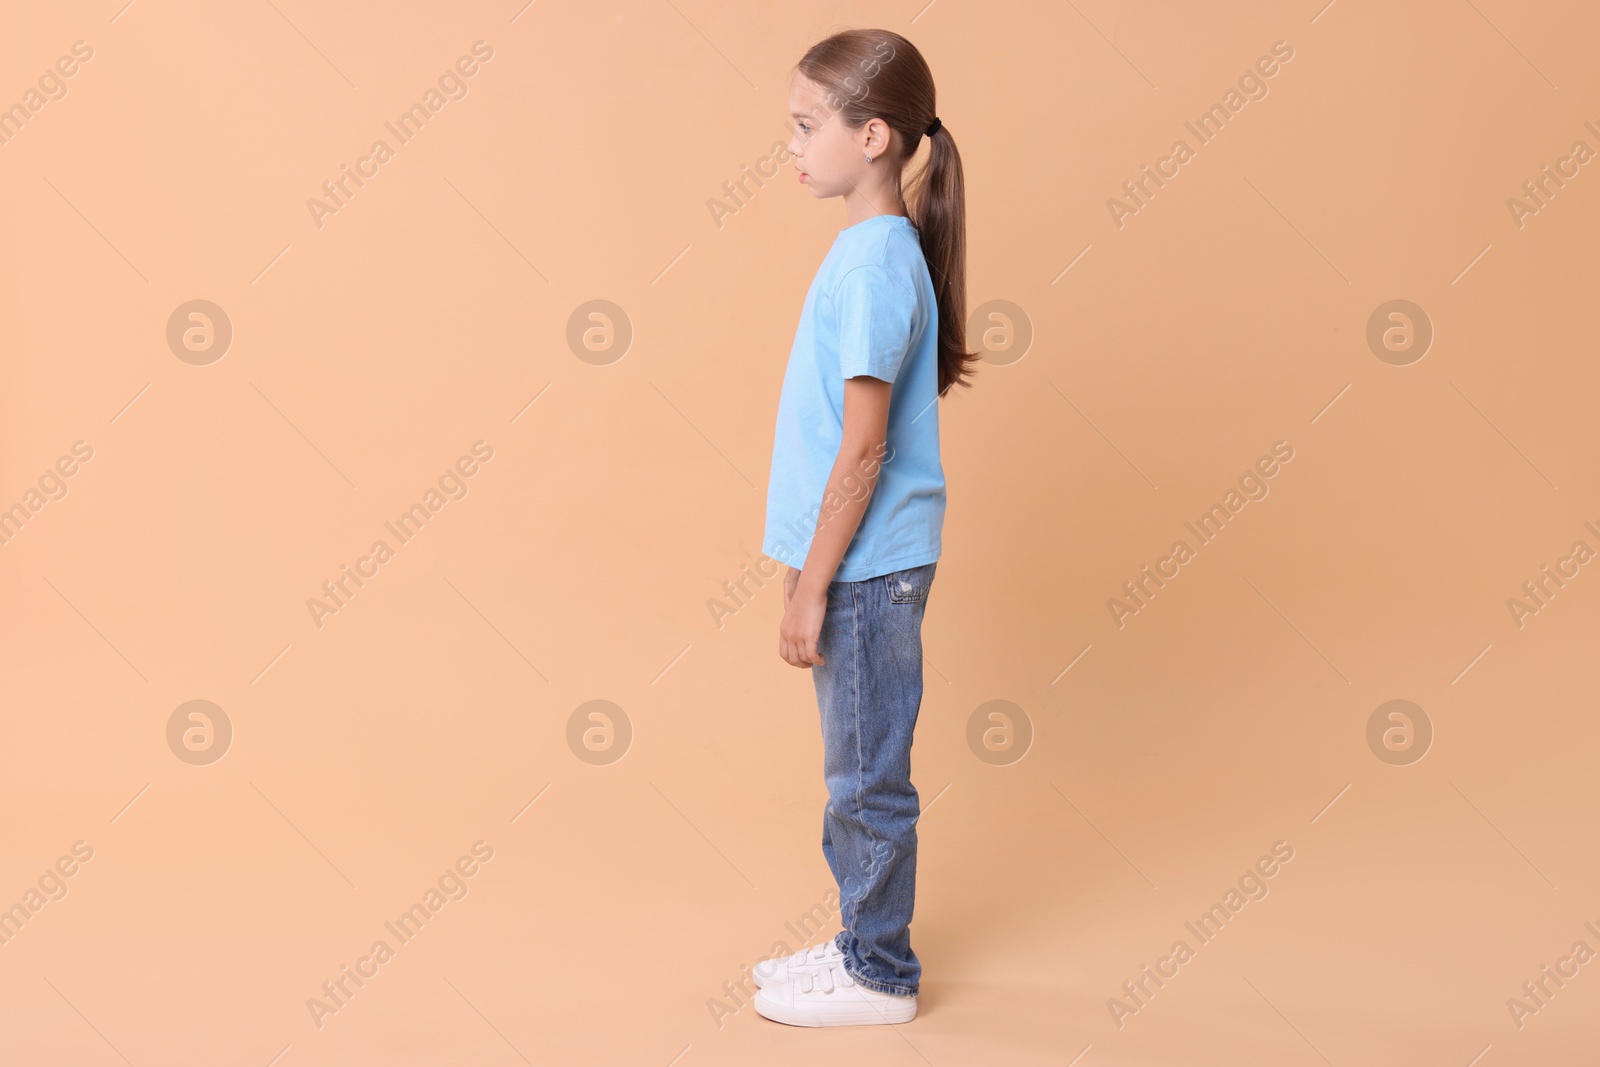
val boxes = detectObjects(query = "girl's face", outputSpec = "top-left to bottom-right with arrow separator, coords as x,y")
787,70 -> 878,199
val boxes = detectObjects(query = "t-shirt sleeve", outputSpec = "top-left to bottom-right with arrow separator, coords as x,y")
836,263 -> 919,383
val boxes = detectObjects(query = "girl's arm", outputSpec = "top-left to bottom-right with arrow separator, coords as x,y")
778,375 -> 892,668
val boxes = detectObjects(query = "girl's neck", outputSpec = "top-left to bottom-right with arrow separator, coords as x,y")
843,187 -> 909,228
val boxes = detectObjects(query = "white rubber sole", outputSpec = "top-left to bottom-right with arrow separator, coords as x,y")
753,987 -> 918,1026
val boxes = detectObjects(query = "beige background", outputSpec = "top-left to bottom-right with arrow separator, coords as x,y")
3,1 -> 1598,1063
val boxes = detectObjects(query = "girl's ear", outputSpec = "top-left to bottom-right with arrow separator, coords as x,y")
862,116 -> 892,155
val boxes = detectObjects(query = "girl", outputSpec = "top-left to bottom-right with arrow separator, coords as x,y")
752,28 -> 976,1028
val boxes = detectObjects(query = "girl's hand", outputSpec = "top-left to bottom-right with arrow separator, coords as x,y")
778,578 -> 827,668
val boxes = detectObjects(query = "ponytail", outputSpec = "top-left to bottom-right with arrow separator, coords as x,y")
907,122 -> 978,396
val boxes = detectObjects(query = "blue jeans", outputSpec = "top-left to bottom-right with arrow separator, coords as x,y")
813,560 -> 936,998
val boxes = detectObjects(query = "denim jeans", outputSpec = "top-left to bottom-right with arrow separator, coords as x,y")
813,560 -> 936,998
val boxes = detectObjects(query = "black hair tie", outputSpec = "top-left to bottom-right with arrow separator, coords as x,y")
925,116 -> 942,137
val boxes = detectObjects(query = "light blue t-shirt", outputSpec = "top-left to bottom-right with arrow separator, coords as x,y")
763,213 -> 946,582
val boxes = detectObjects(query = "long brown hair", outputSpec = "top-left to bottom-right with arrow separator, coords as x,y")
796,29 -> 978,397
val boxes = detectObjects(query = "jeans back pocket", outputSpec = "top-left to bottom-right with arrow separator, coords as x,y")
885,563 -> 936,604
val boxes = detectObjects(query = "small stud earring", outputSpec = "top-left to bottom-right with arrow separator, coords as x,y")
864,152 -> 873,163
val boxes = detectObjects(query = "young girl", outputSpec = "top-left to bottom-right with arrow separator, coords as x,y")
751,28 -> 976,1028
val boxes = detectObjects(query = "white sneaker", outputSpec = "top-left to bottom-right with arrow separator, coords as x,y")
753,961 -> 918,1026
751,938 -> 844,988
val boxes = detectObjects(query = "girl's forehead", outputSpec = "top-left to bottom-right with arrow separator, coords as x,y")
788,72 -> 828,107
